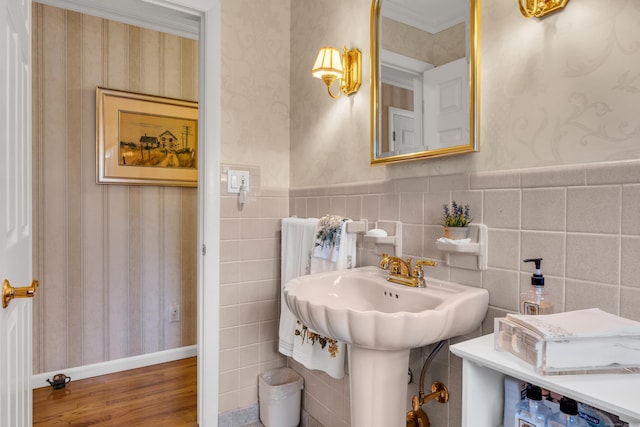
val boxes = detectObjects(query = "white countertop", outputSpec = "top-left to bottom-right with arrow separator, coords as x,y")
450,334 -> 640,424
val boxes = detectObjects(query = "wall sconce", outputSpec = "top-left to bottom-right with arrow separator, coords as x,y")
519,0 -> 569,18
311,46 -> 362,99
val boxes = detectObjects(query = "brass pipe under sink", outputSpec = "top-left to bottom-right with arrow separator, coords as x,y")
406,340 -> 449,427
405,382 -> 449,427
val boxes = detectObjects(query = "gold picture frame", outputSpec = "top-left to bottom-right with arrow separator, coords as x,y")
96,87 -> 198,187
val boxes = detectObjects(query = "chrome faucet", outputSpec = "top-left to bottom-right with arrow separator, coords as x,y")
379,254 -> 437,288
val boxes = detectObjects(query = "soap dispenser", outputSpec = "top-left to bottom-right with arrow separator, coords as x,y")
520,258 -> 555,315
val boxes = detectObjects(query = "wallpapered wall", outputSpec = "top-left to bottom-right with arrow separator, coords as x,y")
382,18 -> 466,67
32,4 -> 198,373
290,0 -> 377,188
220,0 -> 291,189
480,0 -> 640,169
290,0 -> 640,187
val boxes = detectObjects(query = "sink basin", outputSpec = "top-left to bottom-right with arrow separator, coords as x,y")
284,265 -> 489,427
284,265 -> 489,351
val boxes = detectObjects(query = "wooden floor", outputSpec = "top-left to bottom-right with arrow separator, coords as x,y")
33,357 -> 197,426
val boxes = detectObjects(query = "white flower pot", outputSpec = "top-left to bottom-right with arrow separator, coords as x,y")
443,226 -> 469,240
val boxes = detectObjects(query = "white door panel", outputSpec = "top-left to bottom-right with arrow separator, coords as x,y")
423,57 -> 469,150
1,0 -> 34,425
388,106 -> 424,154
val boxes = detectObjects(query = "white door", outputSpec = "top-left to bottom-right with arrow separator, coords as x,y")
0,0 -> 35,425
388,107 -> 424,154
423,57 -> 469,149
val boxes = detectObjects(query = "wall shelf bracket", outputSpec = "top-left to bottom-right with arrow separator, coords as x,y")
436,223 -> 488,270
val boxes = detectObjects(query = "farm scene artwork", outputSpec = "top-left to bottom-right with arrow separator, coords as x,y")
118,111 -> 197,169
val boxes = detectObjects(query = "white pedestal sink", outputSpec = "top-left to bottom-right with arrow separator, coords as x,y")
284,266 -> 489,427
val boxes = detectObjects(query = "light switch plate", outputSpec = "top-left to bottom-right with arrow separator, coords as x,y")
227,170 -> 250,194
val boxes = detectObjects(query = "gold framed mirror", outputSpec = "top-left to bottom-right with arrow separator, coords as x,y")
370,0 -> 480,164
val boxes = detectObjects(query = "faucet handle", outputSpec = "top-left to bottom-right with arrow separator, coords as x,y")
379,253 -> 392,270
413,260 -> 437,278
415,259 -> 437,268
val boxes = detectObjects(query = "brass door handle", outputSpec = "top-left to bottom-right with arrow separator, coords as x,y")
2,279 -> 39,309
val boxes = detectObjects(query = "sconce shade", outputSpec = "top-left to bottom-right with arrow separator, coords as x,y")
519,0 -> 569,18
312,46 -> 361,99
312,47 -> 343,86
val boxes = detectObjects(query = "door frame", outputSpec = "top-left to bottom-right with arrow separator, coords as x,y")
29,0 -> 220,424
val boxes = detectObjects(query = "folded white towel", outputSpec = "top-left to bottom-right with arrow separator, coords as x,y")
278,216 -> 356,379
436,237 -> 471,245
278,218 -> 319,357
313,214 -> 349,262
507,308 -> 640,369
507,308 -> 640,338
291,219 -> 356,378
312,215 -> 355,271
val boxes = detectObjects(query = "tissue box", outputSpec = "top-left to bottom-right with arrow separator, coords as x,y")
494,309 -> 640,375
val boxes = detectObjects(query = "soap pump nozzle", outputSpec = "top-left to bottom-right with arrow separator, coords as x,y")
523,258 -> 544,287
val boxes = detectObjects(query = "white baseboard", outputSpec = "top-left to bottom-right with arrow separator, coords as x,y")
32,345 -> 197,390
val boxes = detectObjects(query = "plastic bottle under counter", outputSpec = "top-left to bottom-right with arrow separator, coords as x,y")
449,334 -> 640,427
548,397 -> 589,427
514,384 -> 552,427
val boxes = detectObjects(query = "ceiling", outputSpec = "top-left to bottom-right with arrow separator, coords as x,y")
381,0 -> 468,33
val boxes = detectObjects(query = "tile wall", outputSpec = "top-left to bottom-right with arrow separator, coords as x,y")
218,164 -> 290,413
286,159 -> 640,427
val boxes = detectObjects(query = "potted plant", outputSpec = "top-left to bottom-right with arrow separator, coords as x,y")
441,201 -> 472,239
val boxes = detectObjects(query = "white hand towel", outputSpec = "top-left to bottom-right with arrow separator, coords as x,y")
290,219 -> 356,379
311,216 -> 355,271
436,237 -> 471,245
278,217 -> 319,357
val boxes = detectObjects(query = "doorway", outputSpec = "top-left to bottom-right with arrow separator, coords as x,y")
30,0 -> 219,424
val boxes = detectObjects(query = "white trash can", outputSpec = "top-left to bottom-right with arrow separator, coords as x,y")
258,367 -> 304,427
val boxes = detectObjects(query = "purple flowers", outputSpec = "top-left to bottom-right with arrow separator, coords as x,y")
441,201 -> 471,227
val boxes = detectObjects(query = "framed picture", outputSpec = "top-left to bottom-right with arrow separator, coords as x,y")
96,87 -> 198,187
